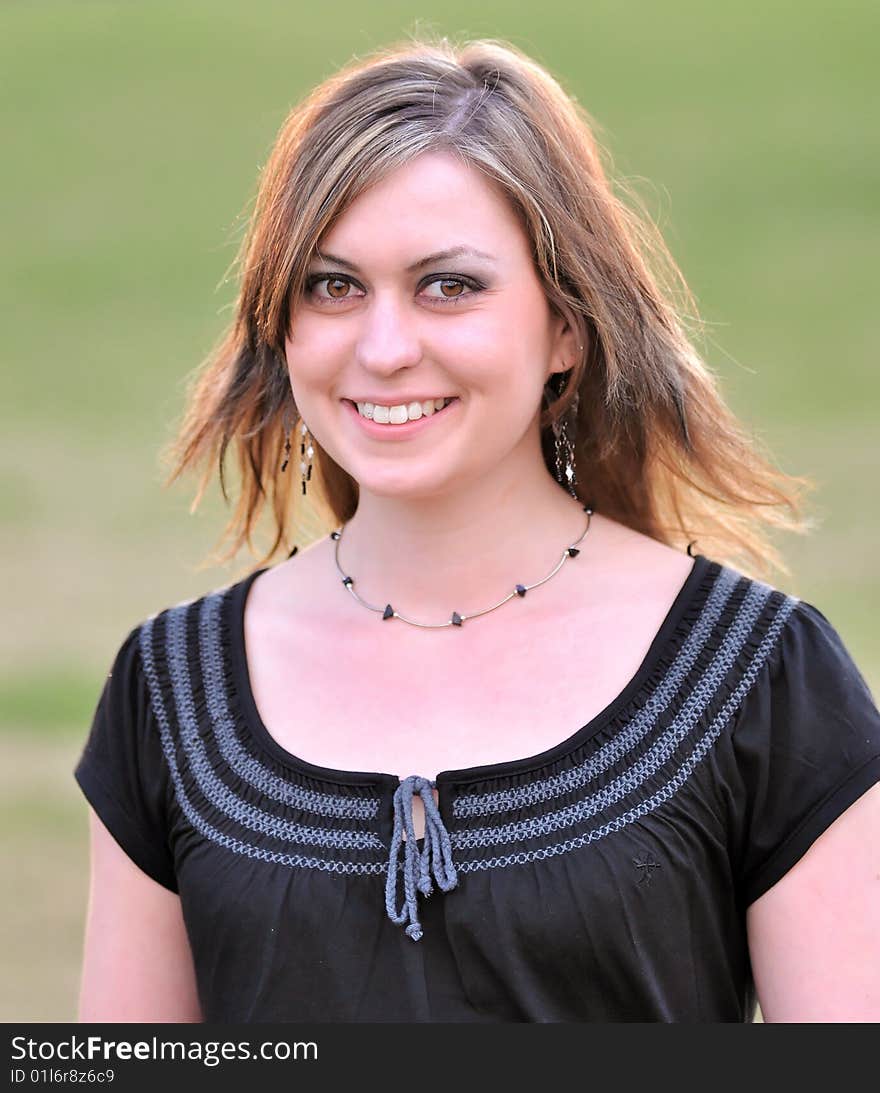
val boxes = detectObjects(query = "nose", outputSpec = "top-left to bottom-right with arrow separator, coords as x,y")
354,290 -> 423,376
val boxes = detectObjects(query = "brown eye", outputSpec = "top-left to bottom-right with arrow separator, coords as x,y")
326,278 -> 350,299
305,274 -> 361,302
421,275 -> 481,303
438,279 -> 464,298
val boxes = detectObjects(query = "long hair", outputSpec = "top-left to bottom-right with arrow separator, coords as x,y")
161,33 -> 815,580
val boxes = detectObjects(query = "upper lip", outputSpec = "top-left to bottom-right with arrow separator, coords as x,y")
344,395 -> 457,405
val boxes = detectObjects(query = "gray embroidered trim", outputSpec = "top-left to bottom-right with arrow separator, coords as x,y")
454,593 -> 798,872
156,606 -> 384,852
453,565 -> 741,820
132,564 -> 799,882
198,590 -> 378,821
138,614 -> 388,876
451,579 -> 784,850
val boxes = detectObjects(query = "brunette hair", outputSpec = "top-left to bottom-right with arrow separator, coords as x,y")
161,33 -> 815,580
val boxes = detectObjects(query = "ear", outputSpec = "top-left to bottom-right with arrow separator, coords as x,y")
547,307 -> 586,380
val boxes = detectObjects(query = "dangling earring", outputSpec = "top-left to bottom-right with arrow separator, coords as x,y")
299,420 -> 314,496
280,405 -> 314,495
280,405 -> 293,473
547,354 -> 581,499
552,398 -> 579,498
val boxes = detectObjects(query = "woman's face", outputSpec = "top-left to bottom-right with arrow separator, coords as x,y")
284,150 -> 576,501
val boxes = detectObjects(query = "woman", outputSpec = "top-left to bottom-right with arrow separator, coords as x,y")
74,35 -> 880,1022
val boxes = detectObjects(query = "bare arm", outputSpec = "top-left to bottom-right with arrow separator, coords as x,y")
78,806 -> 202,1022
746,780 -> 880,1022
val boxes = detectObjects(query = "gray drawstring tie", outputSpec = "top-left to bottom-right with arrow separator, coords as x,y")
385,775 -> 458,941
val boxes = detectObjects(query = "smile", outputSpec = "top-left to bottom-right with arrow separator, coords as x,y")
356,397 -> 454,423
342,397 -> 460,440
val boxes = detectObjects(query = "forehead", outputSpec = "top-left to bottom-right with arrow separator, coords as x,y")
314,151 -> 528,266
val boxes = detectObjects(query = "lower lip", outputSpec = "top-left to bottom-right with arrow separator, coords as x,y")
343,398 -> 461,440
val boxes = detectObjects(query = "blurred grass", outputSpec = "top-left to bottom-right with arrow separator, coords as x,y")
1,0 -> 876,1020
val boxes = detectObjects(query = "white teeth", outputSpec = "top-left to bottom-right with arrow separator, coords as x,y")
355,397 -> 452,423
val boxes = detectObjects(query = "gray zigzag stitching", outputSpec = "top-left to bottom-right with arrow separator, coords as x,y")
138,615 -> 387,876
198,590 -> 378,821
453,565 -> 740,820
451,578 -> 776,850
455,594 -> 799,872
157,605 -> 385,853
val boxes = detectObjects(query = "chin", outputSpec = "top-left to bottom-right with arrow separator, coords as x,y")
349,465 -> 462,502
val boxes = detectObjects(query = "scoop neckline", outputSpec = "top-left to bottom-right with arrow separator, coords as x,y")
227,552 -> 713,789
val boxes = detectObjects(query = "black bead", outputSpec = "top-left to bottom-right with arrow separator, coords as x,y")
568,546 -> 580,557
342,576 -> 352,586
383,604 -> 394,620
451,611 -> 463,626
330,531 -> 340,540
515,584 -> 527,597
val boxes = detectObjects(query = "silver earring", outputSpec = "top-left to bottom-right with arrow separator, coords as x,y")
549,349 -> 581,499
280,405 -> 294,473
280,408 -> 313,496
299,421 -> 314,496
553,393 -> 579,498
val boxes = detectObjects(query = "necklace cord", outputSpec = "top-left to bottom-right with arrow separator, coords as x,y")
331,505 -> 594,629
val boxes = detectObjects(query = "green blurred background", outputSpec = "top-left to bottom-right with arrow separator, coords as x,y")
2,1 -> 877,1021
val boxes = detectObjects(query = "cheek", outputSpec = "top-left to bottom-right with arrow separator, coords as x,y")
434,314 -> 529,386
457,289 -> 551,361
283,330 -> 338,389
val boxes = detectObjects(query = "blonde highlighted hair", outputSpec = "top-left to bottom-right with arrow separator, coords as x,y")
161,33 -> 815,580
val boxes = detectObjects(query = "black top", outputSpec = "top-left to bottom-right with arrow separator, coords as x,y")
73,554 -> 880,1022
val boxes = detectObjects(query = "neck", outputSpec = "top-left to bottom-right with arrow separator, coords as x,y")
335,459 -> 591,623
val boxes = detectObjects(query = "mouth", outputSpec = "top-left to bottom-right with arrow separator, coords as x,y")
341,397 -> 461,439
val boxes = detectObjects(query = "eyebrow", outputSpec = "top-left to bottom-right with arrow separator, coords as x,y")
309,245 -> 498,274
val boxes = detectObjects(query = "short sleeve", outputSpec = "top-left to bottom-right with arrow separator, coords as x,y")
74,624 -> 178,892
729,597 -> 880,906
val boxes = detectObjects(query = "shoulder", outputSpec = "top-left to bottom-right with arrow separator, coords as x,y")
578,516 -> 799,655
134,573 -> 250,635
592,515 -> 700,603
116,574 -> 256,705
